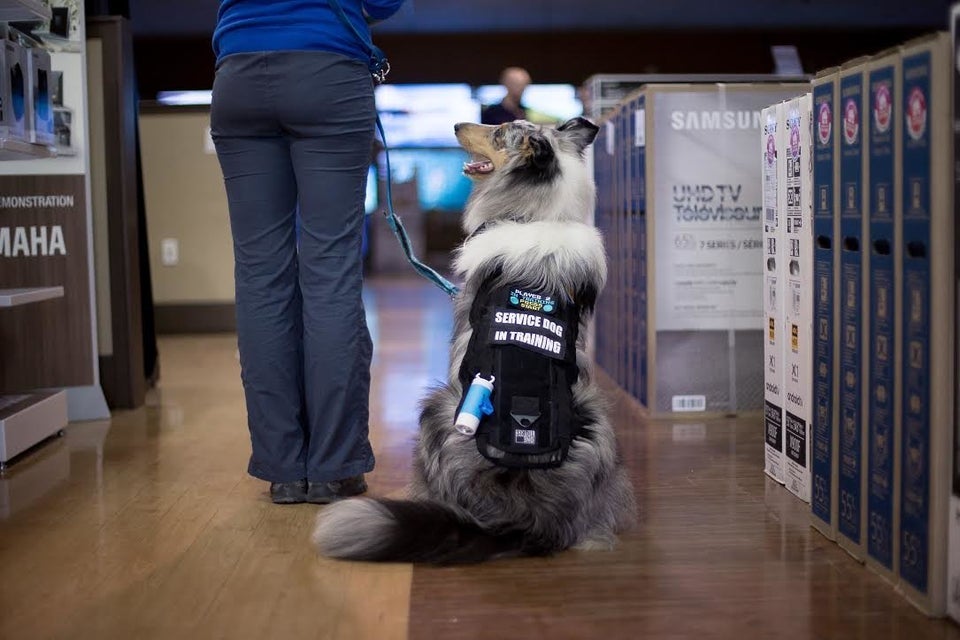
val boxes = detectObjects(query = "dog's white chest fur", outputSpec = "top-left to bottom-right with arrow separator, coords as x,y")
454,221 -> 607,290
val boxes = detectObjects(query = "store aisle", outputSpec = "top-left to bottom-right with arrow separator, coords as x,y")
0,277 -> 956,639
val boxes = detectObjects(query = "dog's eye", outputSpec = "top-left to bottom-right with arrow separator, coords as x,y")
493,129 -> 505,148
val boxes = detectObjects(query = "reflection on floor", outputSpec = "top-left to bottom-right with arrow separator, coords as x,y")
0,277 -> 956,639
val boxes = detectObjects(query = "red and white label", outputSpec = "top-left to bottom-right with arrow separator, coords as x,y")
843,98 -> 859,146
817,102 -> 832,146
873,83 -> 892,134
906,86 -> 927,141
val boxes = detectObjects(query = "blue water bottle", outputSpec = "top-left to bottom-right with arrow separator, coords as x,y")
455,374 -> 495,436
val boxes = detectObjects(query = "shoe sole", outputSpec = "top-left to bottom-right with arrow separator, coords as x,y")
306,493 -> 361,505
306,489 -> 366,505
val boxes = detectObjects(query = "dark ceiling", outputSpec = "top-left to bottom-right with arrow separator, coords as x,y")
128,0 -> 951,97
128,0 -> 954,36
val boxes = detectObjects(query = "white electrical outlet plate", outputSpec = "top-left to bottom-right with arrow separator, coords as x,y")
161,238 -> 179,266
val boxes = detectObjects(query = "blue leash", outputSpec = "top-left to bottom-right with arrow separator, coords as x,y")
375,117 -> 461,297
329,0 -> 460,298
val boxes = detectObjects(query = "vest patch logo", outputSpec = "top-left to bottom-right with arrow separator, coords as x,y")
508,287 -> 556,314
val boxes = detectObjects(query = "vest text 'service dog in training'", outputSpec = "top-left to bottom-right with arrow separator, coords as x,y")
312,117 -> 637,564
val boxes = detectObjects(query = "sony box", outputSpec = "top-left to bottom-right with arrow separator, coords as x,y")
783,93 -> 814,503
763,102 -> 786,484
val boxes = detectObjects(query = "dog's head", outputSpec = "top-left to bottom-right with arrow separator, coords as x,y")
454,117 -> 600,231
455,117 -> 598,182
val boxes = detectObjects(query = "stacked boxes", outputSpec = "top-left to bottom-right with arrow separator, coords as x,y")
631,95 -> 648,409
584,74 -> 813,122
759,93 -> 815,502
762,103 -> 786,484
592,26 -> 958,621
865,48 -> 901,583
595,117 -> 617,382
896,32 -> 953,617
811,68 -> 841,540
837,57 -> 870,562
619,105 -> 632,401
594,82 -> 807,417
782,94 -> 814,503
950,5 -> 960,626
585,75 -> 647,122
804,32 -> 956,618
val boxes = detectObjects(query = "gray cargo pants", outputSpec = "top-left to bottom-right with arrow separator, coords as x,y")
211,50 -> 376,483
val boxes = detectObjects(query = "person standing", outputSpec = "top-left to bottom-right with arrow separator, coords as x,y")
481,66 -> 532,125
210,0 -> 406,504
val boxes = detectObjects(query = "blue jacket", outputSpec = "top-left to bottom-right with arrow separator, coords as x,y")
213,0 -> 406,64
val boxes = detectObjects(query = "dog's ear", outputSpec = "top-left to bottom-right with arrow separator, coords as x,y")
513,132 -> 558,183
528,132 -> 556,170
557,117 -> 599,152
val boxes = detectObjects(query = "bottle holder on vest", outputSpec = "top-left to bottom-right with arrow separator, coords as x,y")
456,275 -> 583,469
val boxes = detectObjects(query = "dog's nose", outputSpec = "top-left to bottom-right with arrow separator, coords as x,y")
454,123 -> 462,133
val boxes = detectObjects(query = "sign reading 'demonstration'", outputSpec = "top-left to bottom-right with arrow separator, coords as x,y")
0,174 -> 94,391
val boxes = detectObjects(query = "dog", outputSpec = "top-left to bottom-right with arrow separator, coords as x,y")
312,117 -> 636,564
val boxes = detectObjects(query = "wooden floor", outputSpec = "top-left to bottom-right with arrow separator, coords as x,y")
1,277 -> 958,640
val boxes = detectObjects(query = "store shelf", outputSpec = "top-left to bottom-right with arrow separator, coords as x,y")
0,0 -> 51,23
0,137 -> 56,161
0,287 -> 64,307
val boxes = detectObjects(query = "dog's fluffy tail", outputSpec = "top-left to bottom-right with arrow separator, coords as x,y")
312,498 -> 532,564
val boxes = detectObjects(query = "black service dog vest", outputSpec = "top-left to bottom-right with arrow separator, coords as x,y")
457,276 -> 582,469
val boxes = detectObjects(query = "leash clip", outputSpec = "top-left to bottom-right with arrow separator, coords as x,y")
372,59 -> 391,84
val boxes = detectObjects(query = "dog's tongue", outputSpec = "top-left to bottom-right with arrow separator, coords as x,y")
463,160 -> 494,175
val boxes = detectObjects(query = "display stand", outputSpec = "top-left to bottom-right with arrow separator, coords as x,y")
0,285 -> 62,306
0,0 -> 108,468
0,0 -> 48,22
0,286 -> 67,469
86,16 -> 146,409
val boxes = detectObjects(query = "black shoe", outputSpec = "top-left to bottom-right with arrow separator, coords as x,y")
306,475 -> 368,504
269,479 -> 307,504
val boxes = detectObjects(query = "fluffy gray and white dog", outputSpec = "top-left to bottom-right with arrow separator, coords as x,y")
312,117 -> 636,564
